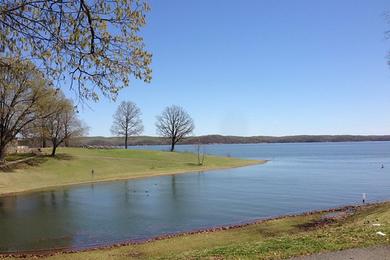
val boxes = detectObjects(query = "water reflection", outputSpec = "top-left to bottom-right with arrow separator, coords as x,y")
171,175 -> 177,199
0,191 -> 76,252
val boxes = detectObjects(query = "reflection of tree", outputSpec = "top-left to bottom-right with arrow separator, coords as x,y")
171,175 -> 177,200
50,192 -> 57,207
124,181 -> 130,203
61,190 -> 70,208
0,196 -> 17,216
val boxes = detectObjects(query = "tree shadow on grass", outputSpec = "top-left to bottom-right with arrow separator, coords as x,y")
50,153 -> 74,161
0,156 -> 48,173
186,162 -> 204,166
0,153 -> 74,173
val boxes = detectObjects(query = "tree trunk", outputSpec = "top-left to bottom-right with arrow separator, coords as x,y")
51,138 -> 58,157
51,145 -> 57,157
170,138 -> 175,152
124,133 -> 128,149
0,146 -> 6,164
64,126 -> 69,147
42,137 -> 46,148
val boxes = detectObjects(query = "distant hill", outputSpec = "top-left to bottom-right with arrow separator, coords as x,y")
70,135 -> 390,147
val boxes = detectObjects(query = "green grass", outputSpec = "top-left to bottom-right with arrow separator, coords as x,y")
0,147 -> 263,196
16,202 -> 389,260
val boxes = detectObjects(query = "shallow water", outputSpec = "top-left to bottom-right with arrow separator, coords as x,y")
0,142 -> 389,252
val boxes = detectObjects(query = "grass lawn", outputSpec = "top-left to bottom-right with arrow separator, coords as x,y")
9,202 -> 388,260
0,147 -> 264,196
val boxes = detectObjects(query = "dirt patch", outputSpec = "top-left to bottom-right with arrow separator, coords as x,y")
297,207 -> 356,231
297,217 -> 338,230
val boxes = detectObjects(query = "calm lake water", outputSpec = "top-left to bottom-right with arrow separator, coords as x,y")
1,142 -> 390,252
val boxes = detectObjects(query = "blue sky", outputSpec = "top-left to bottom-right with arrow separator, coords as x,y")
74,0 -> 390,137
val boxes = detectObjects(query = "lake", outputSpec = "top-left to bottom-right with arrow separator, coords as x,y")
1,142 -> 390,253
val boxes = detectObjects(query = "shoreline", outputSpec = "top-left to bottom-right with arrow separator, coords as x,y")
0,160 -> 266,198
1,201 -> 387,258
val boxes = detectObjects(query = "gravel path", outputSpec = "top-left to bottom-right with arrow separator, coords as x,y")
290,246 -> 390,260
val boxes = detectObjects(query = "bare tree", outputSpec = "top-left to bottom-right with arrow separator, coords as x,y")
0,58 -> 55,163
155,105 -> 194,152
46,94 -> 88,156
0,0 -> 152,101
26,88 -> 63,148
111,101 -> 143,149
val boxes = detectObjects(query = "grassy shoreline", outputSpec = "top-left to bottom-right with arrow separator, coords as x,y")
0,148 -> 265,197
2,201 -> 389,259
0,161 -> 263,198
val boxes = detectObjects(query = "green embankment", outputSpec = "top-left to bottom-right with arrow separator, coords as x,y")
0,148 -> 263,196
10,202 -> 389,260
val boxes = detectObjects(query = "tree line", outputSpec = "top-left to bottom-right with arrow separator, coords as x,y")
72,134 -> 390,148
111,101 -> 194,152
0,56 -> 193,165
0,58 -> 87,163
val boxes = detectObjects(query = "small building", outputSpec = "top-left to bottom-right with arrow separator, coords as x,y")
5,140 -> 19,154
5,140 -> 31,154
